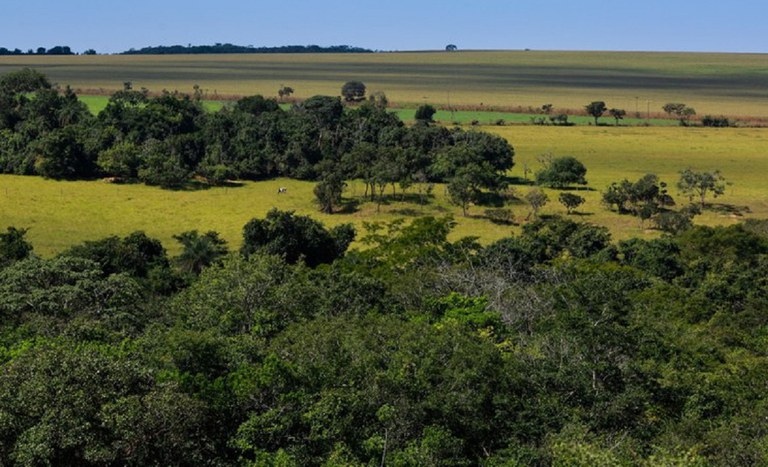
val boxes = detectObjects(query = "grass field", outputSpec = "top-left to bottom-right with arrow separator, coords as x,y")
1,126 -> 766,257
2,50 -> 767,117
76,94 -> 678,126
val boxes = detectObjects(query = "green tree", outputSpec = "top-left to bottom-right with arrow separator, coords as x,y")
663,102 -> 696,125
559,192 -> 586,214
235,94 -> 280,116
525,188 -> 549,220
278,84 -> 294,101
609,108 -> 626,125
173,230 -> 229,275
341,81 -> 366,102
415,104 -> 437,123
241,209 -> 355,267
536,156 -> 588,188
314,173 -> 346,214
584,101 -> 607,125
0,226 -> 33,267
677,168 -> 727,207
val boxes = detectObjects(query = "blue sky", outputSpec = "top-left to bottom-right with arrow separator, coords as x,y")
2,0 -> 766,54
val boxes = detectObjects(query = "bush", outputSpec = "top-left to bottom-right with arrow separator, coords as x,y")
484,208 -> 514,225
536,156 -> 588,188
701,115 -> 730,127
415,104 -> 436,122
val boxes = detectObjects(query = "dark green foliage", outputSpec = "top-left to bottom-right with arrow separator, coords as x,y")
173,230 -> 228,275
415,103 -> 437,122
536,156 -> 588,188
702,115 -> 730,127
0,226 -> 33,267
603,173 -> 674,216
559,192 -> 586,214
341,80 -> 366,102
241,209 -> 355,266
584,101 -> 607,125
235,94 -> 280,116
0,344 -> 211,465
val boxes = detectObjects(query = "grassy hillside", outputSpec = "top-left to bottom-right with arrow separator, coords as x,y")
1,50 -> 766,116
1,126 -> 766,256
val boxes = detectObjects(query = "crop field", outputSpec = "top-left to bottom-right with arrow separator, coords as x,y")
1,126 -> 766,257
1,50 -> 767,117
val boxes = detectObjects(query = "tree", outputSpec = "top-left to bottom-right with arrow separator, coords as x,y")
525,188 -> 548,220
536,156 -> 588,188
241,209 -> 355,266
277,85 -> 294,101
609,108 -> 626,125
173,230 -> 229,275
662,103 -> 696,125
0,226 -> 33,267
341,81 -> 366,102
602,173 -> 675,217
235,94 -> 280,116
415,104 -> 437,123
559,193 -> 585,214
677,168 -> 727,207
314,170 -> 346,214
445,44 -> 458,51
584,101 -> 607,125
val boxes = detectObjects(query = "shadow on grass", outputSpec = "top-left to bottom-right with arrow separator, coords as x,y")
707,203 -> 752,216
391,208 -> 426,217
336,199 -> 361,214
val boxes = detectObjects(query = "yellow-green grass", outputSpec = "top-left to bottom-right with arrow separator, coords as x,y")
2,50 -> 767,117
488,125 -> 768,239
1,126 -> 766,257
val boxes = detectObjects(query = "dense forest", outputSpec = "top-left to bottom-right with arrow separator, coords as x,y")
1,68 -> 768,465
0,69 -> 512,207
1,210 -> 767,465
121,44 -> 373,54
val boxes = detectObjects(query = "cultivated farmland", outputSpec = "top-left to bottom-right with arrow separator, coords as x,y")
1,50 -> 767,117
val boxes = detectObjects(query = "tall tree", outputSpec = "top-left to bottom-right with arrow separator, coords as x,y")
585,101 -> 607,125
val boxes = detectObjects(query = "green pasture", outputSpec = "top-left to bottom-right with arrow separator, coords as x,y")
1,126 -> 766,257
2,50 -> 767,117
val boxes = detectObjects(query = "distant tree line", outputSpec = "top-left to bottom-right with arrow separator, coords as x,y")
121,43 -> 373,55
0,69 -> 514,202
0,45 -> 76,55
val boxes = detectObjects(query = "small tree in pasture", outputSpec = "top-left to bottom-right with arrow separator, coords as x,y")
609,108 -> 626,125
677,169 -> 727,207
525,188 -> 549,220
663,103 -> 696,125
585,101 -> 607,125
341,81 -> 366,102
559,193 -> 586,214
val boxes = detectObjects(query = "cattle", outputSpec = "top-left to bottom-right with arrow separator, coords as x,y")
277,187 -> 287,194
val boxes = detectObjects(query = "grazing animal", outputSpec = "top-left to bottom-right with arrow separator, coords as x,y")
277,187 -> 287,194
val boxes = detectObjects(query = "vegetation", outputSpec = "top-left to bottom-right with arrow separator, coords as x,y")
122,43 -> 373,54
677,168 -> 727,207
535,155 -> 588,188
663,102 -> 697,125
584,101 -> 607,125
1,211 -> 766,465
2,50 -> 766,116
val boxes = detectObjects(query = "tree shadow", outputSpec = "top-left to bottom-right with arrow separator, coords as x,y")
707,203 -> 751,216
336,198 -> 361,214
476,192 -> 515,207
559,185 -> 597,192
506,176 -> 534,186
390,208 -> 426,217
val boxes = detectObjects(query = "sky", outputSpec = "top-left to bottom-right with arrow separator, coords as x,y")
1,0 -> 766,54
